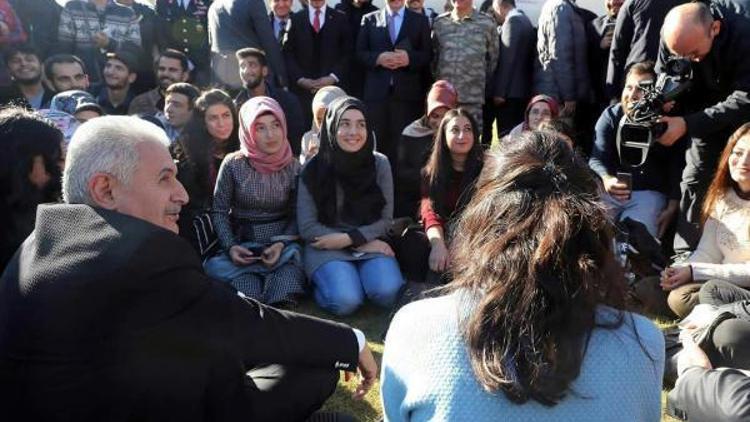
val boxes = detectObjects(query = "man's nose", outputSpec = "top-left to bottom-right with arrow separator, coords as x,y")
174,180 -> 189,205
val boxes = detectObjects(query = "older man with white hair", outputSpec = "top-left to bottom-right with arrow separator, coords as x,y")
0,116 -> 376,422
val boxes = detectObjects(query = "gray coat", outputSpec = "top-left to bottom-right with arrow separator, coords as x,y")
534,0 -> 592,102
297,152 -> 393,277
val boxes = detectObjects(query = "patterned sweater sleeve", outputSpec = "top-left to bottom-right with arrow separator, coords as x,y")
211,158 -> 238,251
57,6 -> 76,53
687,217 -> 750,285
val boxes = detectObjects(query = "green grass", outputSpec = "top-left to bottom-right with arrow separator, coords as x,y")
296,300 -> 391,422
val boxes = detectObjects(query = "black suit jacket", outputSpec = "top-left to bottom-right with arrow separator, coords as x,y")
0,204 -> 358,421
283,7 -> 352,88
493,9 -> 535,100
356,8 -> 431,102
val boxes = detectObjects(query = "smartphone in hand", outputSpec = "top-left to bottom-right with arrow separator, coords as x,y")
616,171 -> 633,200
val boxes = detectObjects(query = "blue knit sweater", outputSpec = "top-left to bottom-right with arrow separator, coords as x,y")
381,291 -> 665,422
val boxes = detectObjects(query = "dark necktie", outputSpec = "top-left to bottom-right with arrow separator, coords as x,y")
278,19 -> 288,42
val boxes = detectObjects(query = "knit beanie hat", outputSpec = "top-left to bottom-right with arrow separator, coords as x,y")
426,80 -> 458,116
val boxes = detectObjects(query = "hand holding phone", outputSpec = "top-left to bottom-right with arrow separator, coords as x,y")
229,245 -> 262,266
616,172 -> 633,200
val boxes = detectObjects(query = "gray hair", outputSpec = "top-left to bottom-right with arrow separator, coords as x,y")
62,116 -> 170,205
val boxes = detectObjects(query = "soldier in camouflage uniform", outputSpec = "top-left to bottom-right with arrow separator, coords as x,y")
156,0 -> 212,86
432,0 -> 498,138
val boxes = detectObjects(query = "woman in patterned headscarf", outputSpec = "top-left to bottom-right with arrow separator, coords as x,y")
204,96 -> 305,307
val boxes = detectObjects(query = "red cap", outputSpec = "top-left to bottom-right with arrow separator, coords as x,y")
426,80 -> 458,116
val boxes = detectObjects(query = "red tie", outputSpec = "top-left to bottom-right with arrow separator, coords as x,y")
313,9 -> 321,33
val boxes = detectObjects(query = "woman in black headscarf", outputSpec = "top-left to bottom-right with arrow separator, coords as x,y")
298,96 -> 404,316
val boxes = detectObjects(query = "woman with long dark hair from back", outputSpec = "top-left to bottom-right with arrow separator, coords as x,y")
172,89 -> 239,251
381,131 -> 664,421
397,108 -> 483,283
204,96 -> 305,307
298,96 -> 404,316
662,122 -> 750,319
0,107 -> 63,271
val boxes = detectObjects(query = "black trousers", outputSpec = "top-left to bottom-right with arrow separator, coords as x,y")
246,364 -> 339,422
495,98 -> 527,139
698,280 -> 750,370
367,98 -> 422,170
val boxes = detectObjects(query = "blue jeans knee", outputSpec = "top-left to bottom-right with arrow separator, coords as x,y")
312,260 -> 365,316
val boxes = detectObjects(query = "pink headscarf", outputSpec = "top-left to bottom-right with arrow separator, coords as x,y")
238,96 -> 294,174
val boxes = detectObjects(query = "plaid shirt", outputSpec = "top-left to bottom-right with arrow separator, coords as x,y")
58,0 -> 140,82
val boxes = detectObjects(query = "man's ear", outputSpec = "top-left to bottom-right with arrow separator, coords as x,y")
262,66 -> 269,78
128,72 -> 137,84
711,20 -> 721,37
88,173 -> 118,210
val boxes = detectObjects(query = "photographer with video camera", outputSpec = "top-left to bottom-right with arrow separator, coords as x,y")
590,61 -> 686,239
655,0 -> 750,252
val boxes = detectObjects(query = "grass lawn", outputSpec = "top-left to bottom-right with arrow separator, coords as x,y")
295,299 -> 682,422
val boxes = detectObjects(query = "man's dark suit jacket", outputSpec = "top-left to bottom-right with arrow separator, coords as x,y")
0,204 -> 358,421
356,8 -> 431,102
493,9 -> 535,101
283,7 -> 352,90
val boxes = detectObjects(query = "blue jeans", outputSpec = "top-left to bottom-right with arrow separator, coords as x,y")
311,257 -> 404,316
603,190 -> 667,237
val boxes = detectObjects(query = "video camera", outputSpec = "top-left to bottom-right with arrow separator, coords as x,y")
616,57 -> 693,167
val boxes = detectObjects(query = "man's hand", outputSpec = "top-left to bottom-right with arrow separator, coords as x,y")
392,49 -> 410,68
311,233 -> 352,250
677,329 -> 712,377
600,32 -> 613,50
345,345 -> 378,400
93,32 -> 109,49
603,176 -> 631,203
261,242 -> 284,268
311,76 -> 337,89
657,199 -> 679,238
657,116 -> 687,147
561,101 -> 577,117
229,245 -> 260,266
661,265 -> 693,291
297,78 -> 316,92
354,239 -> 395,256
376,52 -> 398,70
493,96 -> 506,106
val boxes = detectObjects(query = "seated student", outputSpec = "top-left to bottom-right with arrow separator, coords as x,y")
589,61 -> 684,239
171,89 -> 240,254
381,131 -> 665,422
394,80 -> 458,219
0,45 -> 54,109
298,96 -> 404,316
662,123 -> 750,318
157,82 -> 200,144
0,107 -> 63,271
396,108 -> 484,283
300,86 -> 347,165
506,94 -> 559,138
205,97 -> 306,307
